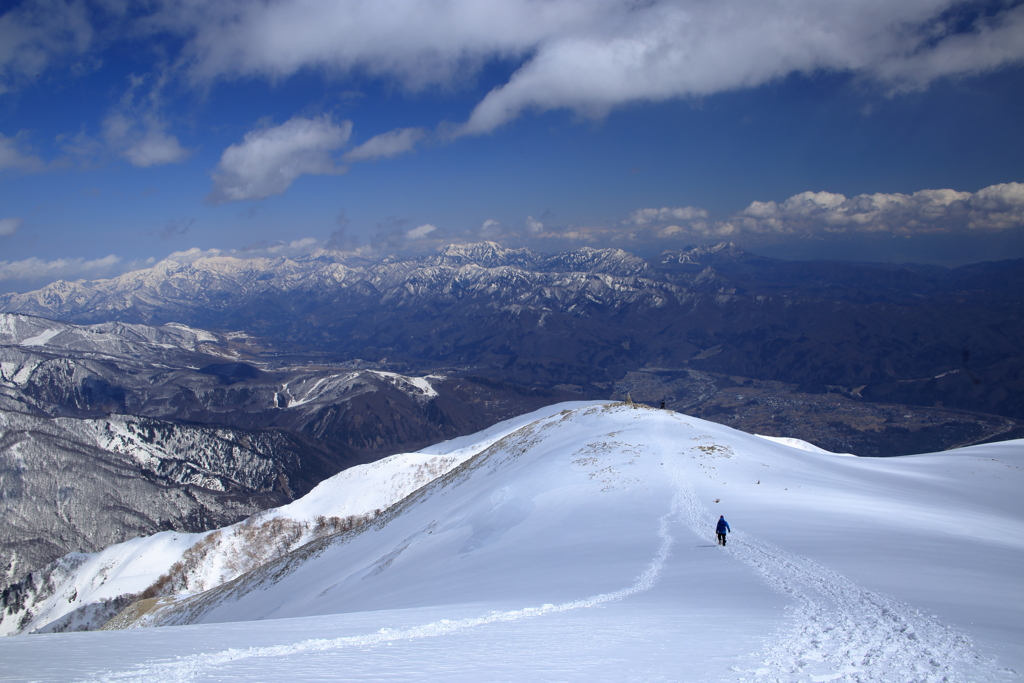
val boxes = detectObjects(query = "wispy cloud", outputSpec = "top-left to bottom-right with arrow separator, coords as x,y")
0,217 -> 22,237
458,2 -> 1024,134
207,115 -> 352,204
4,1 -> 1023,188
618,183 -> 1024,243
344,127 -> 426,162
0,254 -> 122,283
101,72 -> 190,168
406,223 -> 437,240
104,112 -> 190,168
0,133 -> 44,173
0,0 -> 93,96
155,218 -> 194,239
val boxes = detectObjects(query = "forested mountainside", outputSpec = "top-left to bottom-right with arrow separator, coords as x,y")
0,313 -> 578,588
4,242 -> 1020,421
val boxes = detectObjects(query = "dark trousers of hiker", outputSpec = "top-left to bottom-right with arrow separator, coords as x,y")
717,532 -> 727,546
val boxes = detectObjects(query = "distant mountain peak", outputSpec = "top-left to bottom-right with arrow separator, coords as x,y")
434,242 -> 538,268
659,242 -> 752,265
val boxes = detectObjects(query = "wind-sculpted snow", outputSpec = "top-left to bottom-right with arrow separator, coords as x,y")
1,402 -> 1021,682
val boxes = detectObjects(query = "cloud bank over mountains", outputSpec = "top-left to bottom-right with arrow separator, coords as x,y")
3,181 -> 1020,289
627,182 -> 1024,241
0,254 -> 126,285
0,1 -> 1022,283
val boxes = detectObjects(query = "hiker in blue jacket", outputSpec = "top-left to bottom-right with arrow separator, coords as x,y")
716,515 -> 731,546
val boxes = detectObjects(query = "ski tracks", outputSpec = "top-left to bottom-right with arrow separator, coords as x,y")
674,478 -> 1014,683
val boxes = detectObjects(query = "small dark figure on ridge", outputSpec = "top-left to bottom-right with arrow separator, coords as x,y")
716,515 -> 731,546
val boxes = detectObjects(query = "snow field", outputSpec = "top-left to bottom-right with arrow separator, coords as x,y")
0,401 -> 1020,682
73,486 -> 683,682
674,477 -> 1003,682
4,402 -> 605,636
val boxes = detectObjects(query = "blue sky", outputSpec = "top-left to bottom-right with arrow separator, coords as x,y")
1,0 -> 1024,292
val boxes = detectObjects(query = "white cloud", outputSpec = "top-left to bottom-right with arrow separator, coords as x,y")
0,217 -> 22,236
163,239 -> 326,263
407,223 -> 437,240
656,225 -> 685,238
629,182 -> 1024,240
0,0 -> 93,95
966,182 -> 1024,230
0,254 -> 121,282
101,74 -> 191,168
872,5 -> 1024,91
104,112 -> 190,167
6,2 -> 1024,141
730,184 -> 1024,235
0,133 -> 44,172
207,115 -> 352,204
628,206 -> 708,226
626,206 -> 716,238
157,0 -> 591,88
525,216 -> 544,234
479,218 -> 503,237
163,247 -> 223,264
123,128 -> 189,168
453,1 -> 1024,134
344,127 -> 426,162
58,0 -> 1019,136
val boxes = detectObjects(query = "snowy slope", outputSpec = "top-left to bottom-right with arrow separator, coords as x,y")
1,401 -> 1022,683
1,402 -> 592,637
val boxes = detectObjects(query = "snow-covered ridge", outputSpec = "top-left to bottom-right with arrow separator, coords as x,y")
0,242 -> 692,324
81,401 -> 1021,683
755,433 -> 856,456
3,401 -> 1022,682
368,370 -> 441,399
0,403 -> 589,636
0,313 -> 227,357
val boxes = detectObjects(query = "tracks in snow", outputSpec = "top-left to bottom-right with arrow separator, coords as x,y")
82,492 -> 684,683
674,477 -> 1012,683
82,433 -> 1014,683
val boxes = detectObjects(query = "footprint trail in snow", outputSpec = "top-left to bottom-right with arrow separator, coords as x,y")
672,461 -> 1014,683
82,492 -> 685,683
80,415 -> 1016,683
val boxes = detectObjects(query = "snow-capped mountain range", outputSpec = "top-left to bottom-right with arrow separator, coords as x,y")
0,401 -> 1020,682
2,242 -> 1022,422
